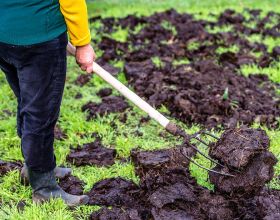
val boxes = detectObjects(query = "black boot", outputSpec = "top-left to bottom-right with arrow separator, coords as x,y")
20,164 -> 72,185
28,168 -> 89,207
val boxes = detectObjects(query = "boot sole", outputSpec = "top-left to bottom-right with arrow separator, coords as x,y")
32,194 -> 89,207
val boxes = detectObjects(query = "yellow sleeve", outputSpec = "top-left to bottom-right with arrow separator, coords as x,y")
59,0 -> 91,46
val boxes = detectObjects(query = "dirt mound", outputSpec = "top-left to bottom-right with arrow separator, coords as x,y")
58,175 -> 85,195
209,127 -> 277,195
0,161 -> 22,176
66,140 -> 116,166
82,96 -> 129,120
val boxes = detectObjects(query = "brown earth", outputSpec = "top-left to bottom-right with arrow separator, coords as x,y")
66,140 -> 116,167
82,96 -> 129,120
90,9 -> 280,129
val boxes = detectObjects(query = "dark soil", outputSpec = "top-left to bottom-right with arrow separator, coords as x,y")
90,207 -> 146,220
209,127 -> 277,195
75,73 -> 92,86
87,177 -> 142,207
82,96 -> 129,120
89,127 -> 279,219
91,9 -> 280,129
0,161 -> 22,176
66,140 -> 116,167
209,127 -> 270,169
58,175 -> 85,195
97,88 -> 113,97
87,9 -> 280,219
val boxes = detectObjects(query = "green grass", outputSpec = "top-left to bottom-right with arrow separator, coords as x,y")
0,0 -> 280,219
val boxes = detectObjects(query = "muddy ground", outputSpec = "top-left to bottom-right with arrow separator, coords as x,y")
82,96 -> 129,120
87,127 -> 279,220
67,139 -> 116,167
66,9 -> 280,219
90,8 -> 280,129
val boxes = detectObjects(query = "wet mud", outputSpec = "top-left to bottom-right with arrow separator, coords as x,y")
66,140 -> 116,167
82,96 -> 129,120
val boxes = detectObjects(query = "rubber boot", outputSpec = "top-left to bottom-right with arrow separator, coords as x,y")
28,168 -> 89,207
20,164 -> 72,185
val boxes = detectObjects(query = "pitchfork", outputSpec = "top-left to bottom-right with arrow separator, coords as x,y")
67,43 -> 234,177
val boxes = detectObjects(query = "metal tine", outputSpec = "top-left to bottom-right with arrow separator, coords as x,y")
180,149 -> 235,177
201,131 -> 219,140
193,136 -> 210,148
186,141 -> 227,169
190,136 -> 241,174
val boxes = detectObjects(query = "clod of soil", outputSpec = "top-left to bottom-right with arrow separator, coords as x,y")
209,127 -> 277,195
75,73 -> 92,86
90,207 -> 147,220
0,161 -> 22,176
87,177 -> 142,207
58,175 -> 85,195
66,140 -> 116,167
209,127 -> 270,169
97,88 -> 113,97
82,96 -> 129,120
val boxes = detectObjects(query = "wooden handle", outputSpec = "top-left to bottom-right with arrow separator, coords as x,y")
92,62 -> 170,128
66,42 -> 170,128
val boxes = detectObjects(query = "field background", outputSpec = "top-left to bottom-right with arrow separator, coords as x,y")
0,0 -> 279,219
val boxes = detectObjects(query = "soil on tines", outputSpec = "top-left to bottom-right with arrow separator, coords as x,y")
209,127 -> 277,196
91,9 -> 280,129
82,96 -> 129,120
89,127 -> 279,220
0,161 -> 22,176
66,140 -> 116,167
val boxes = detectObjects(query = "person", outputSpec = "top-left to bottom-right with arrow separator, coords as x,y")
0,0 -> 96,206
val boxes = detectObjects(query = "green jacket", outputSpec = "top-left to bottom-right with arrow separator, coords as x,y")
0,0 -> 66,45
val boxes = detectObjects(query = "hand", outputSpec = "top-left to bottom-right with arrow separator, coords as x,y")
75,44 -> 96,73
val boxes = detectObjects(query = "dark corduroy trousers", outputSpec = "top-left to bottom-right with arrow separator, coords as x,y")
0,33 -> 67,172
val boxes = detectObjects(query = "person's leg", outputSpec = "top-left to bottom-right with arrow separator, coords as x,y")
0,56 -> 22,137
15,33 -> 88,206
18,34 -> 67,172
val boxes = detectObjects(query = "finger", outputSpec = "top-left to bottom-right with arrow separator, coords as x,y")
86,65 -> 93,74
